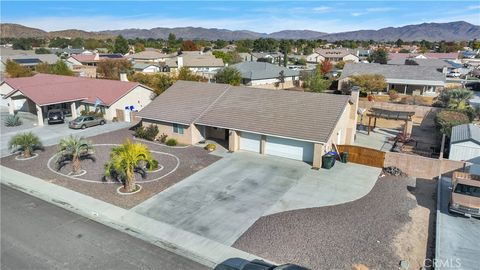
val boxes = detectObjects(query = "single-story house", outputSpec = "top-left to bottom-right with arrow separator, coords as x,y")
138,80 -> 359,168
387,58 -> 459,74
229,61 -> 300,89
66,53 -> 124,66
450,124 -> 480,163
126,50 -> 176,63
306,49 -> 359,64
339,62 -> 446,95
0,53 -> 59,72
1,74 -> 153,126
388,52 -> 459,61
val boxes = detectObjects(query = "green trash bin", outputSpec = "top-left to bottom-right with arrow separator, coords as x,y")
341,151 -> 349,163
322,154 -> 336,169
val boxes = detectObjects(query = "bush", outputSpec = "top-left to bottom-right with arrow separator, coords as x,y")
4,114 -> 22,127
204,143 -> 216,151
159,133 -> 168,143
166,138 -> 178,146
112,117 -> 118,122
80,110 -> 104,118
134,125 -> 159,141
388,90 -> 399,101
435,110 -> 470,137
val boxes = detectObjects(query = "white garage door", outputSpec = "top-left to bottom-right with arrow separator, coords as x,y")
266,136 -> 314,162
239,132 -> 261,152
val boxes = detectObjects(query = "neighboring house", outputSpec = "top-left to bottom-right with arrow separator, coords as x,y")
450,124 -> 480,163
249,52 -> 282,63
179,54 -> 224,79
1,74 -> 153,126
138,80 -> 359,168
339,62 -> 446,95
126,50 -> 175,63
230,61 -> 300,89
66,53 -> 124,66
307,49 -> 359,64
388,52 -> 459,61
0,53 -> 59,72
49,48 -> 90,57
387,58 -> 459,74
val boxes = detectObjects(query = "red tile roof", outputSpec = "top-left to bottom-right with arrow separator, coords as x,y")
3,74 -> 144,106
71,54 -> 97,63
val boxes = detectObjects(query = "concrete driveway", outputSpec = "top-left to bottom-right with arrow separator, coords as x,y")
435,176 -> 480,270
133,152 -> 380,245
0,111 -> 132,157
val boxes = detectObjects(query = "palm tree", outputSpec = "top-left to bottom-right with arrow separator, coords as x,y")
444,88 -> 474,110
8,132 -> 43,158
105,140 -> 157,193
56,135 -> 95,174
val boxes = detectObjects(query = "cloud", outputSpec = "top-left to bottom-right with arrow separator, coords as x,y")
467,5 -> 480,10
351,12 -> 365,17
366,7 -> 396,12
312,6 -> 332,13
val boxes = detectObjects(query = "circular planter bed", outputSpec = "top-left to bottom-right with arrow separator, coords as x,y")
116,184 -> 142,195
67,170 -> 87,177
15,153 -> 39,161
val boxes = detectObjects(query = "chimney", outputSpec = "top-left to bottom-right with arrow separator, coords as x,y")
177,56 -> 184,69
119,72 -> 128,82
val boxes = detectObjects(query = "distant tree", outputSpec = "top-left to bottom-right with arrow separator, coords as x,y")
319,59 -> 333,75
12,38 -> 32,50
167,33 -> 178,53
213,39 -> 227,49
181,40 -> 198,51
70,37 -> 84,49
296,58 -> 307,66
5,60 -> 33,78
97,59 -> 132,80
368,48 -> 389,64
235,39 -> 253,53
84,38 -> 100,50
253,38 -> 278,52
215,67 -> 241,86
349,74 -> 388,94
129,73 -> 175,96
303,66 -> 331,93
212,51 -> 231,64
395,39 -> 404,47
51,60 -> 74,76
113,35 -> 129,54
48,37 -> 70,49
35,62 -> 51,73
134,42 -> 145,53
399,48 -> 410,53
34,48 -> 51,54
177,67 -> 205,82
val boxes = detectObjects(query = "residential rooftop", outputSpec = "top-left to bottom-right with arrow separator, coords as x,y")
230,61 -> 299,80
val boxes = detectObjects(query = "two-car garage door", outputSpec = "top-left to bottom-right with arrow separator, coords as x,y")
239,132 -> 314,162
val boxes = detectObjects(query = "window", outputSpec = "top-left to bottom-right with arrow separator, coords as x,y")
173,123 -> 184,134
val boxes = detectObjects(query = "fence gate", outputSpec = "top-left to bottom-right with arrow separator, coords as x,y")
115,109 -> 125,122
337,145 -> 385,168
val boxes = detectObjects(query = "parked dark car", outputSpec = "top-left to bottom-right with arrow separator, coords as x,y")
214,258 -> 309,270
47,109 -> 65,125
68,115 -> 105,129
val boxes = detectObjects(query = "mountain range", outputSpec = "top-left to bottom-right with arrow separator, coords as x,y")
1,21 -> 479,41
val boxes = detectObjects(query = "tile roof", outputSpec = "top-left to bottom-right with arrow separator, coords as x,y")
316,48 -> 355,58
71,54 -> 97,63
138,80 -> 351,143
2,74 -> 145,106
387,58 -> 455,68
388,52 -> 459,60
230,61 -> 299,80
340,62 -> 445,82
451,124 -> 480,145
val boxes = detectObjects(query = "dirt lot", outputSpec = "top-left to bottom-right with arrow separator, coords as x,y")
233,176 -> 437,270
0,128 -> 220,209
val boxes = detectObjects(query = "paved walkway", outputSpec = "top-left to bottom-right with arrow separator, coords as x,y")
0,166 -> 264,268
435,177 -> 480,270
133,152 -> 380,245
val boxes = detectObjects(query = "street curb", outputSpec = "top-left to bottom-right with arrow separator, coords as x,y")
0,165 -> 270,268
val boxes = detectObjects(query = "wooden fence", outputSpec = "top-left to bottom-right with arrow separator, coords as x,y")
337,145 -> 385,168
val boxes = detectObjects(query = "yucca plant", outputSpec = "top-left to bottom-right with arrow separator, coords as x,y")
105,140 -> 157,193
56,135 -> 95,174
8,132 -> 43,158
4,114 -> 22,127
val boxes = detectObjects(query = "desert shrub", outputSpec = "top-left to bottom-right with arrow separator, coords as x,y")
204,143 -> 216,151
134,126 -> 146,139
166,138 -> 178,146
435,110 -> 470,137
4,114 -> 22,127
159,133 -> 168,143
388,90 -> 399,101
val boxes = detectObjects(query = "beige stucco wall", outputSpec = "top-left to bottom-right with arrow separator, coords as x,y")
343,54 -> 359,62
324,99 -> 357,152
105,85 -> 152,120
228,130 -> 240,151
142,119 -> 201,145
0,82 -> 14,96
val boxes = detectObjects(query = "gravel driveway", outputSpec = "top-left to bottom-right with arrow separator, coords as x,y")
233,176 -> 418,270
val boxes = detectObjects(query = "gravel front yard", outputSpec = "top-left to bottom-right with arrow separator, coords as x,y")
233,176 -> 435,270
0,128 -> 221,209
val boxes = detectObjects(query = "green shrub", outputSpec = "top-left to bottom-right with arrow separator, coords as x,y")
80,110 -> 104,118
204,143 -> 216,151
134,125 -> 159,141
435,110 -> 470,137
159,133 -> 168,143
165,138 -> 178,146
4,114 -> 22,127
388,90 -> 399,101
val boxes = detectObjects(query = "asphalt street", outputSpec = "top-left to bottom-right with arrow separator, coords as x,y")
0,185 -> 209,270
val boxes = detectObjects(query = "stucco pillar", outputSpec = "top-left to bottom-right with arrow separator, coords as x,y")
260,135 -> 266,154
8,98 -> 14,115
312,143 -> 326,169
36,104 -> 44,126
228,130 -> 240,152
70,102 -> 77,119
405,120 -> 413,135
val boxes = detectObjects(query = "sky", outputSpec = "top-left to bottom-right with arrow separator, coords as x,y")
1,1 -> 480,33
